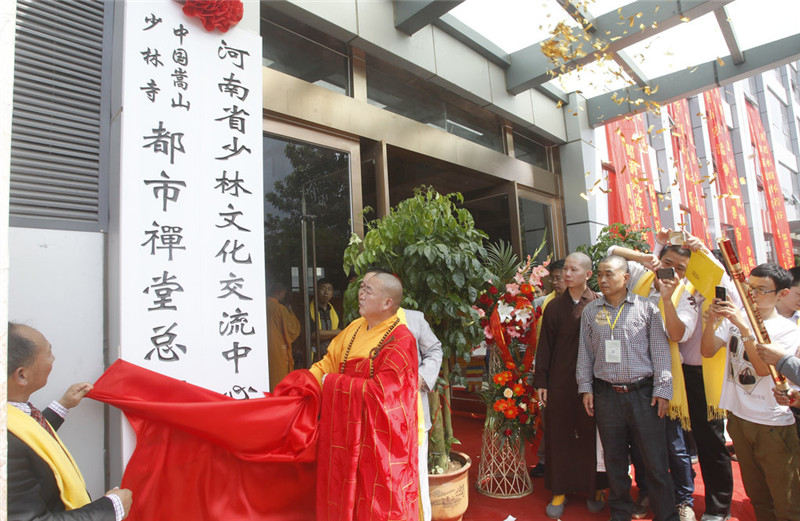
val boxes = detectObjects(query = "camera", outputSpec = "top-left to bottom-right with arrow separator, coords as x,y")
656,267 -> 675,280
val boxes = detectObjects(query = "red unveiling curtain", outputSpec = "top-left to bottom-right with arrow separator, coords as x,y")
703,89 -> 756,275
668,99 -> 713,247
88,360 -> 320,521
745,101 -> 795,268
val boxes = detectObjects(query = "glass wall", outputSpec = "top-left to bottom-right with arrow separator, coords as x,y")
261,13 -> 350,95
366,59 -> 504,153
518,197 -> 554,264
513,131 -> 550,171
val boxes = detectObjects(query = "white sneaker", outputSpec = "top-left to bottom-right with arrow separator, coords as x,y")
678,503 -> 697,521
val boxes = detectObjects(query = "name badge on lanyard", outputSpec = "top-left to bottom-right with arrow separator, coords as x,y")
603,303 -> 625,364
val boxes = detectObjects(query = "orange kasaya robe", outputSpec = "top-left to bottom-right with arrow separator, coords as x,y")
311,313 -> 420,521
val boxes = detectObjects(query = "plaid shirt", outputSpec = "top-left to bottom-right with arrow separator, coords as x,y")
576,290 -> 673,400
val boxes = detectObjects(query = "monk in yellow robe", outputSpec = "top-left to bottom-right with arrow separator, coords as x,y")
310,272 -> 420,521
267,283 -> 301,391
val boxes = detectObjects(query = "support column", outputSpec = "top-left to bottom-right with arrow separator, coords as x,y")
648,111 -> 681,230
559,93 -> 606,251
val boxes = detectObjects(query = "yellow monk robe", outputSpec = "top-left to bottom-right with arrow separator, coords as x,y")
633,273 -> 691,430
684,250 -> 728,420
267,296 -> 301,392
310,312 -> 420,521
309,303 -> 340,331
7,406 -> 91,510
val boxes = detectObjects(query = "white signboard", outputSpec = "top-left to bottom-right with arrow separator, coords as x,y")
117,1 -> 267,396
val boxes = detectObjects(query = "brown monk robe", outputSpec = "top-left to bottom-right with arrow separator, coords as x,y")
533,282 -> 606,509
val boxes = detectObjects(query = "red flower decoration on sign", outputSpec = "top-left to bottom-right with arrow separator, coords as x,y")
182,0 -> 244,33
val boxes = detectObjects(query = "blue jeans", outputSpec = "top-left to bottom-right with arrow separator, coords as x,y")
632,418 -> 695,506
594,380 -> 678,521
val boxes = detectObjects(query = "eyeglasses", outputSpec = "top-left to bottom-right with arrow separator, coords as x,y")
746,282 -> 779,296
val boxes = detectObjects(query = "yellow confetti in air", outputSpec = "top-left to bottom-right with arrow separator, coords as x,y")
599,187 -> 611,194
717,57 -> 725,67
739,177 -> 747,185
556,100 -> 564,108
680,16 -> 690,23
580,192 -> 590,200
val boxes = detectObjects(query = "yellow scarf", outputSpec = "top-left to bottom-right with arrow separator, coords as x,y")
309,303 -> 339,330
684,280 -> 727,420
397,308 -> 426,448
684,249 -> 728,420
535,291 -> 557,340
633,273 -> 691,430
7,405 -> 90,509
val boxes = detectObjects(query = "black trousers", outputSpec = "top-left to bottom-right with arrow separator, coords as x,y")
683,364 -> 733,516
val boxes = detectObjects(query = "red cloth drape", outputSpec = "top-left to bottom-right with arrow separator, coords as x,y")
703,89 -> 756,275
605,114 -> 661,246
317,325 -> 419,521
746,102 -> 795,268
668,99 -> 713,247
88,360 -> 320,521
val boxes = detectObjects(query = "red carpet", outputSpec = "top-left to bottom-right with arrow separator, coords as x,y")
453,412 -> 756,521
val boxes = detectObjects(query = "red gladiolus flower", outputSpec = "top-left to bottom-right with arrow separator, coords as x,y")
504,428 -> 512,436
489,286 -> 499,294
183,0 -> 244,33
503,294 -> 514,303
519,413 -> 529,424
480,318 -> 489,328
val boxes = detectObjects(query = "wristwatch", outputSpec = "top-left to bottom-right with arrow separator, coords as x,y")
740,334 -> 756,343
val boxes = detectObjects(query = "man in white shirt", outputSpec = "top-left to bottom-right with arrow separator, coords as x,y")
701,263 -> 800,521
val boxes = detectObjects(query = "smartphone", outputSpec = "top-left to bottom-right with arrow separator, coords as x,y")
656,267 -> 675,280
715,285 -> 727,302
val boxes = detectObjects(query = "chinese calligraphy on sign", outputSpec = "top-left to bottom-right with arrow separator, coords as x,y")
117,1 -> 266,396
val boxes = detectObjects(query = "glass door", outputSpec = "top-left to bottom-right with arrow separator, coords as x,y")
262,121 -> 361,369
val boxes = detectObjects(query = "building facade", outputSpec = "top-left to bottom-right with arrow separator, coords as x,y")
4,0 -> 799,494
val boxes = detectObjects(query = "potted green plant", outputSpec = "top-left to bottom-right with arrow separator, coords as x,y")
342,186 -> 488,520
576,223 -> 653,290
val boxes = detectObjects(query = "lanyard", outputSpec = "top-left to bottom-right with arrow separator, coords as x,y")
604,302 -> 626,340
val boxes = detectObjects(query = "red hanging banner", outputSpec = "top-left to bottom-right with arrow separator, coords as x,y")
605,114 -> 661,246
703,89 -> 756,275
668,100 -> 713,247
745,102 -> 795,268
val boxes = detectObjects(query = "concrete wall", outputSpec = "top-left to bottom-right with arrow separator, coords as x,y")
8,227 -> 106,497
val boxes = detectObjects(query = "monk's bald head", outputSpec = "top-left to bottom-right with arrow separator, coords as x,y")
372,273 -> 403,312
566,252 -> 592,272
358,272 -> 403,325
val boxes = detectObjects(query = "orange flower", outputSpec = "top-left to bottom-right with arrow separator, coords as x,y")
513,383 -> 525,396
505,360 -> 517,370
504,406 -> 520,419
493,371 -> 513,385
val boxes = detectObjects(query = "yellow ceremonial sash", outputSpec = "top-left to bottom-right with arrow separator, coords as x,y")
309,303 -> 339,330
397,308 -> 427,448
535,291 -> 557,341
684,280 -> 727,420
7,405 -> 91,509
633,273 -> 691,430
684,249 -> 728,420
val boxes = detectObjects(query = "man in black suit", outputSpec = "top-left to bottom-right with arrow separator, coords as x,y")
7,322 -> 133,521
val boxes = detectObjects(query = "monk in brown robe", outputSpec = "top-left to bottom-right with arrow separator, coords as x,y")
533,252 -> 606,519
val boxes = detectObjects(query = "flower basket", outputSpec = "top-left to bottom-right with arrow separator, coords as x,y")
475,349 -> 533,498
472,256 -> 547,498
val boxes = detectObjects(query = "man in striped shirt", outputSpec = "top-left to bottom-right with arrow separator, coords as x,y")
576,255 -> 677,521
